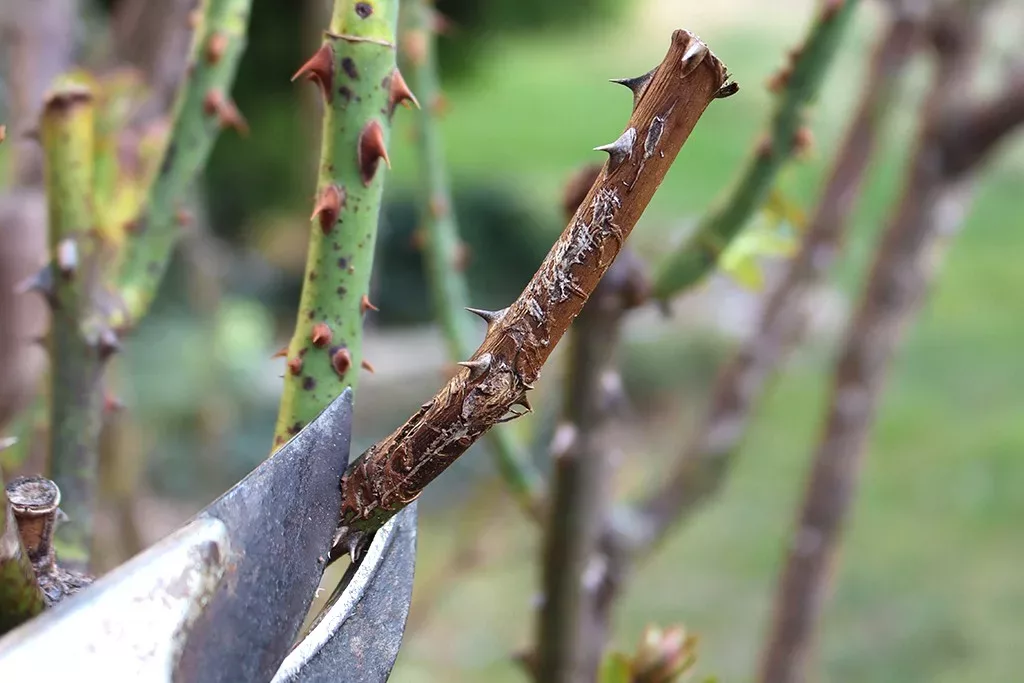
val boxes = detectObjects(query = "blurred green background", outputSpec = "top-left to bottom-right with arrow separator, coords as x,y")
3,0 -> 1023,680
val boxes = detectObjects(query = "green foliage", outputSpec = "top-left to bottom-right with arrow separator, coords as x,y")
600,652 -> 632,683
719,187 -> 806,291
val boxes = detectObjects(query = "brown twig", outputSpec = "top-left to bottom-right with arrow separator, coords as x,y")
535,165 -> 650,683
607,7 -> 925,569
332,29 -> 734,556
757,5 -> 1024,681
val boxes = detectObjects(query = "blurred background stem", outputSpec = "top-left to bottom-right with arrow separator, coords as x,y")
653,0 -> 860,300
759,3 -> 1024,680
400,0 -> 545,518
616,3 -> 925,564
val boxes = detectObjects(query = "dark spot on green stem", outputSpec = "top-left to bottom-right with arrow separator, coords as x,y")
336,286 -> 347,296
339,86 -> 353,104
355,2 -> 373,18
303,376 -> 316,390
337,257 -> 348,269
342,58 -> 359,80
160,143 -> 178,177
45,88 -> 93,113
288,421 -> 302,435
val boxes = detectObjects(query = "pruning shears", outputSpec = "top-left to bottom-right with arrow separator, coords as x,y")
0,389 -> 417,682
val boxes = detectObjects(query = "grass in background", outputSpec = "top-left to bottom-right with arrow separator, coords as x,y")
391,7 -> 1024,683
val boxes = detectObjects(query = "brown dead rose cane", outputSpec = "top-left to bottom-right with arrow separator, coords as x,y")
332,29 -> 736,558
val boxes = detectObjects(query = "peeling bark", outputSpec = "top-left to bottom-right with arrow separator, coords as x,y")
333,29 -> 731,551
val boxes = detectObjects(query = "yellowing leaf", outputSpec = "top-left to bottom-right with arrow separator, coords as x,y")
764,186 -> 808,233
599,651 -> 632,683
719,187 -> 807,291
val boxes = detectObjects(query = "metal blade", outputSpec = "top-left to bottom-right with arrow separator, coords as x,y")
271,502 -> 418,683
0,388 -> 354,683
0,516 -> 230,679
174,388 -> 355,682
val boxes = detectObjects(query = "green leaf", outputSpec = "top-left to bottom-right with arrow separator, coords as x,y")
720,187 -> 805,291
763,186 -> 807,234
600,651 -> 632,683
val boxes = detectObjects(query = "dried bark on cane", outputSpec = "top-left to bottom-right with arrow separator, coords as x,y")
333,29 -> 735,557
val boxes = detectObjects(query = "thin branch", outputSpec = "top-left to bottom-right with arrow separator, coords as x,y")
758,6 -> 1024,681
332,30 -> 733,556
536,165 -> 650,683
108,0 -> 253,330
935,66 -> 1024,176
273,0 -> 409,447
653,0 -> 860,300
400,0 -> 546,517
612,9 -> 924,566
34,0 -> 252,571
